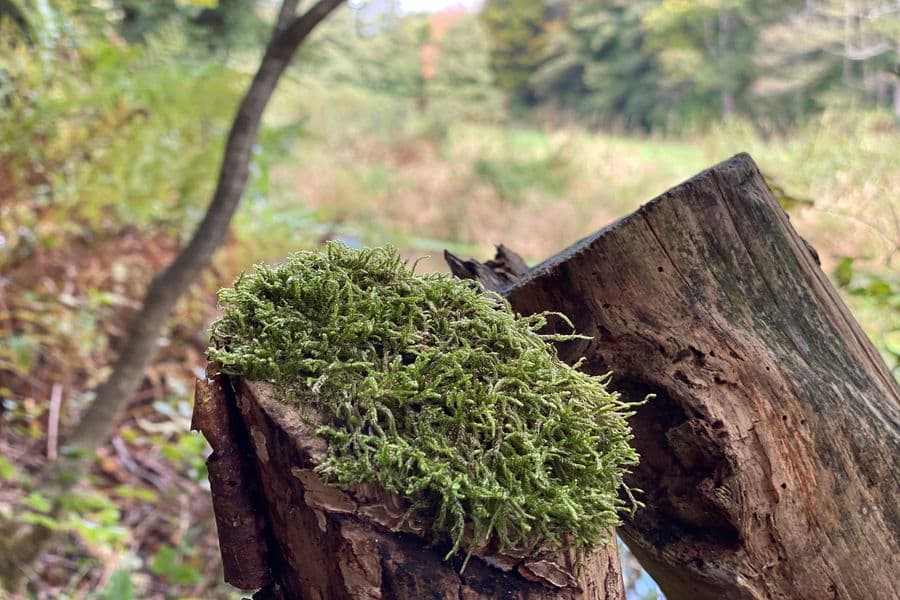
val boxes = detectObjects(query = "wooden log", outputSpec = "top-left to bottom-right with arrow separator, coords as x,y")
443,244 -> 531,293
193,375 -> 627,599
447,153 -> 900,599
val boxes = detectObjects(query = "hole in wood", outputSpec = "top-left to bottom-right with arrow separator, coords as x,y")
616,380 -> 740,550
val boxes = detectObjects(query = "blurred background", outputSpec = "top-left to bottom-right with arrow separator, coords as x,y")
0,0 -> 897,597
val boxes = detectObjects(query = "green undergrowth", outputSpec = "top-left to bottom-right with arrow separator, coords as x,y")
208,243 -> 641,566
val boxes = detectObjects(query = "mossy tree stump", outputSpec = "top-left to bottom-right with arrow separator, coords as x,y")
193,375 -> 626,599
447,154 -> 900,599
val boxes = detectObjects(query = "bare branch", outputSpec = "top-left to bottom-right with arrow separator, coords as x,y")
277,0 -> 345,51
275,0 -> 300,31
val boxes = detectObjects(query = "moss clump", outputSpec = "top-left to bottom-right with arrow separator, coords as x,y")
208,243 -> 640,565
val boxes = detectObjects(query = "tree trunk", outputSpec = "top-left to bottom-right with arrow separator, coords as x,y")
446,153 -> 900,599
193,375 -> 627,599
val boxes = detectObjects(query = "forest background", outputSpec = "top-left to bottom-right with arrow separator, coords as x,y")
0,0 -> 898,598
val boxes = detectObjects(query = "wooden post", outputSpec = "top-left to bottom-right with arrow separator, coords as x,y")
447,153 -> 900,599
193,376 -> 627,599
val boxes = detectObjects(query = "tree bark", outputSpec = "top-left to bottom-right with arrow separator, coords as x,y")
443,244 -> 530,293
193,375 -> 627,599
447,153 -> 900,599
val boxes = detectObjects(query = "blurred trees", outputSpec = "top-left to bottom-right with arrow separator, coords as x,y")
480,0 -> 900,131
531,1 -> 669,130
302,6 -> 501,119
480,0 -> 549,105
114,0 -> 267,52
308,9 -> 428,101
428,14 -> 502,120
754,0 -> 900,118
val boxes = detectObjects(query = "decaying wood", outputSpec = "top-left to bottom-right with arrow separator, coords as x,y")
193,377 -> 626,599
444,244 -> 530,293
191,375 -> 270,589
448,153 -> 900,600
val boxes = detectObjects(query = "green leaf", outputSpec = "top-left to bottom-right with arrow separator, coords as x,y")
865,279 -> 893,298
834,257 -> 854,288
23,492 -> 52,513
0,456 -> 16,481
884,330 -> 900,356
20,513 -> 62,530
150,546 -> 202,586
102,569 -> 134,600
113,485 -> 159,503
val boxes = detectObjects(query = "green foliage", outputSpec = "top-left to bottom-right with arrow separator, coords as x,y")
480,0 -> 900,130
100,569 -> 135,600
158,432 -> 209,483
475,153 -> 570,203
20,490 -> 128,547
0,456 -> 16,481
467,127 -> 572,202
532,0 -> 669,131
428,14 -> 502,120
481,0 -> 549,105
304,9 -> 428,102
113,0 -> 266,52
0,18 -> 245,244
639,0 -> 775,121
150,545 -> 202,586
209,244 -> 641,566
834,257 -> 900,376
0,335 -> 41,377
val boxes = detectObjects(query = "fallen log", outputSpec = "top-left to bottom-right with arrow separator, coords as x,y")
447,153 -> 900,599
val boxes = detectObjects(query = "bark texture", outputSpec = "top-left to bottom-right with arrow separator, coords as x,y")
448,153 -> 900,599
193,376 -> 627,599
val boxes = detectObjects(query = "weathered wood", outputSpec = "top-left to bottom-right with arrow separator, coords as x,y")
207,378 -> 626,599
444,244 -> 530,293
191,375 -> 270,590
450,153 -> 900,599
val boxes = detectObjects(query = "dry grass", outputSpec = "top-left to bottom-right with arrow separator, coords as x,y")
274,97 -> 897,265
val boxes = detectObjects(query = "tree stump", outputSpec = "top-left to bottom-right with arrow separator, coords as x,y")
447,153 -> 900,599
193,374 -> 627,599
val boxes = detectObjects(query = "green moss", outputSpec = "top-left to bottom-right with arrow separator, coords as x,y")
208,243 -> 640,566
